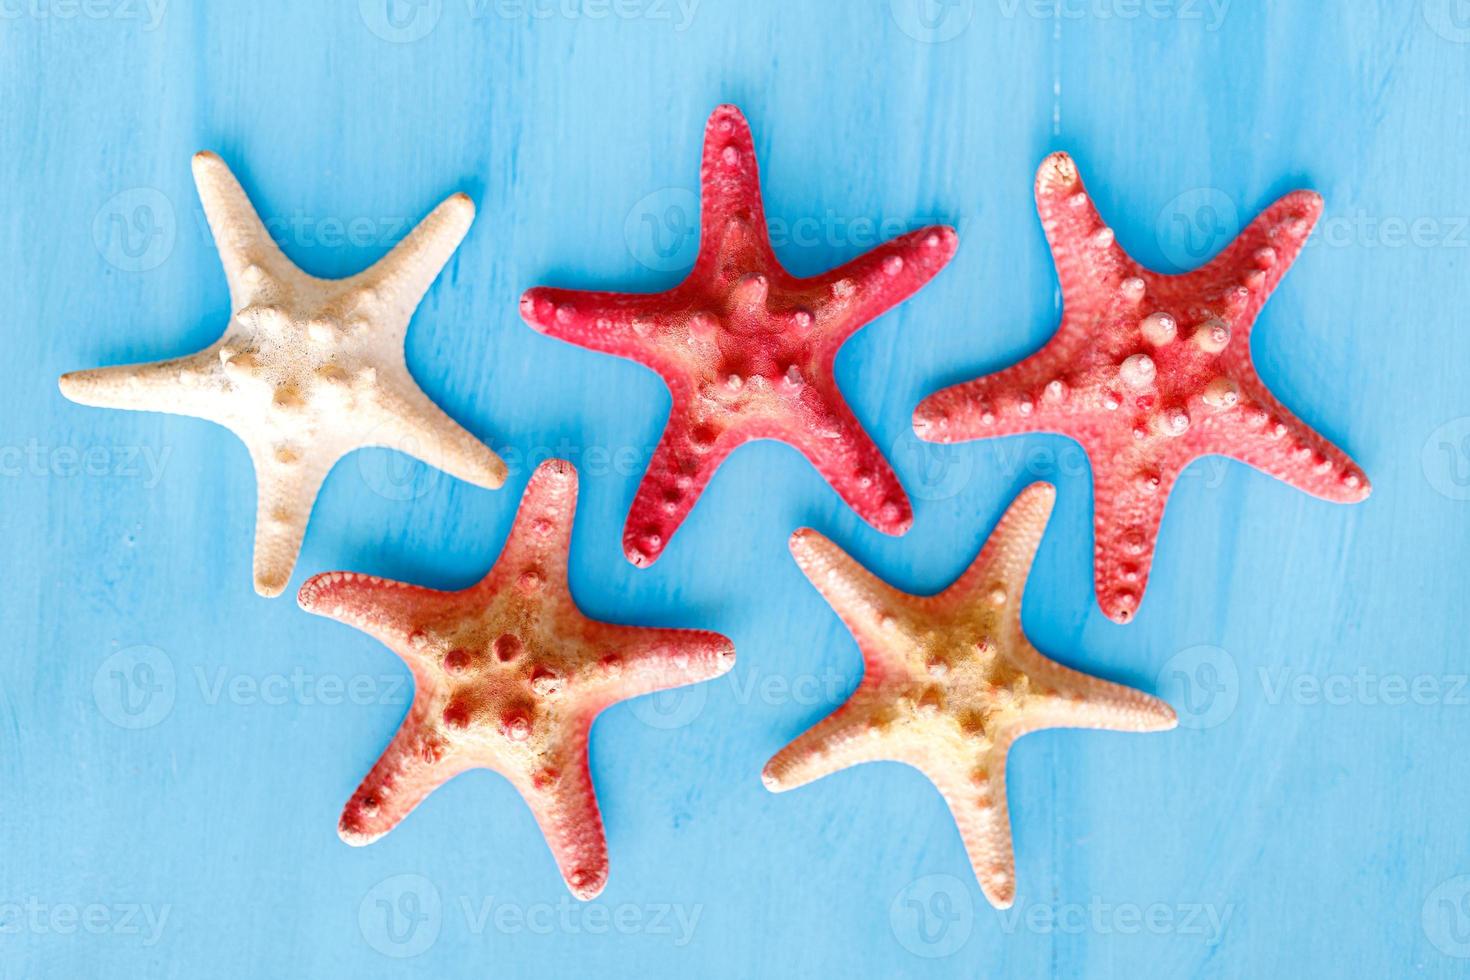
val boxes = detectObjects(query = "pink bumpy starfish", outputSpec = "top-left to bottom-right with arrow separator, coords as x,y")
914,153 -> 1370,623
521,105 -> 958,567
297,460 -> 735,899
763,484 -> 1176,908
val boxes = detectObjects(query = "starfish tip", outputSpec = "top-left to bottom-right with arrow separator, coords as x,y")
1036,151 -> 1080,194
707,102 -> 750,131
567,868 -> 609,901
518,289 -> 554,333
253,571 -> 290,599
786,526 -> 821,558
337,817 -> 384,848
1021,480 -> 1057,508
987,887 -> 1016,911
911,398 -> 950,442
759,765 -> 786,793
711,638 -> 738,676
295,574 -> 332,613
56,371 -> 85,403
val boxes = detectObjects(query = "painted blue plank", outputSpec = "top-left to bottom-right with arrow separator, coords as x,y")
2,1 -> 1468,976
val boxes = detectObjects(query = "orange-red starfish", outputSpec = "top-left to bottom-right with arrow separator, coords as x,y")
914,153 -> 1370,623
297,460 -> 735,899
762,484 -> 1176,909
521,105 -> 957,567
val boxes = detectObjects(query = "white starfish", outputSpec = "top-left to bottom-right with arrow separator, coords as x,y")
60,152 -> 507,597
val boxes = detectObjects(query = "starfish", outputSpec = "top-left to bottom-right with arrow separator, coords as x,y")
297,459 -> 736,900
913,154 -> 1371,623
761,483 -> 1176,909
520,105 -> 958,567
59,152 -> 507,597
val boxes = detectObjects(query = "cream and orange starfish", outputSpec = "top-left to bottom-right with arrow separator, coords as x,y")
60,152 -> 506,596
298,460 -> 736,900
762,483 -> 1175,908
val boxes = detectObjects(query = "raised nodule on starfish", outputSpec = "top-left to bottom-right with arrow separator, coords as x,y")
914,153 -> 1369,623
762,483 -> 1175,908
298,460 -> 735,900
60,152 -> 507,596
521,104 -> 958,568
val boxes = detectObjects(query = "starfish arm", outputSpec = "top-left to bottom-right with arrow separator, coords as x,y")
788,528 -> 911,641
248,449 -> 336,597
191,152 -> 298,307
784,390 -> 913,536
519,287 -> 676,365
912,340 -> 1095,443
813,226 -> 959,348
928,759 -> 1018,910
357,192 -> 476,323
1189,390 -> 1371,503
1033,152 -> 1141,293
582,624 -> 736,703
58,349 -> 227,420
488,459 -> 580,585
693,104 -> 777,276
760,687 -> 893,791
1089,457 -> 1179,623
363,376 -> 508,490
521,722 -> 611,900
1179,189 -> 1323,328
337,695 -> 463,845
942,483 -> 1055,608
1010,642 -> 1178,733
621,408 -> 738,567
297,570 -> 454,664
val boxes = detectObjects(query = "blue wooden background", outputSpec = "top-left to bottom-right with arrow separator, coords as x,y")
4,1 -> 1469,976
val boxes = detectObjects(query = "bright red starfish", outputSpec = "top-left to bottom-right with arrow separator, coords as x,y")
914,153 -> 1370,623
521,105 -> 958,567
297,460 -> 735,899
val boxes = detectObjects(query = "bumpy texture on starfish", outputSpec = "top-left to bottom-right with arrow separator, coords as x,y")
521,105 -> 958,567
914,154 -> 1370,623
762,484 -> 1175,909
298,460 -> 735,900
60,153 -> 507,597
